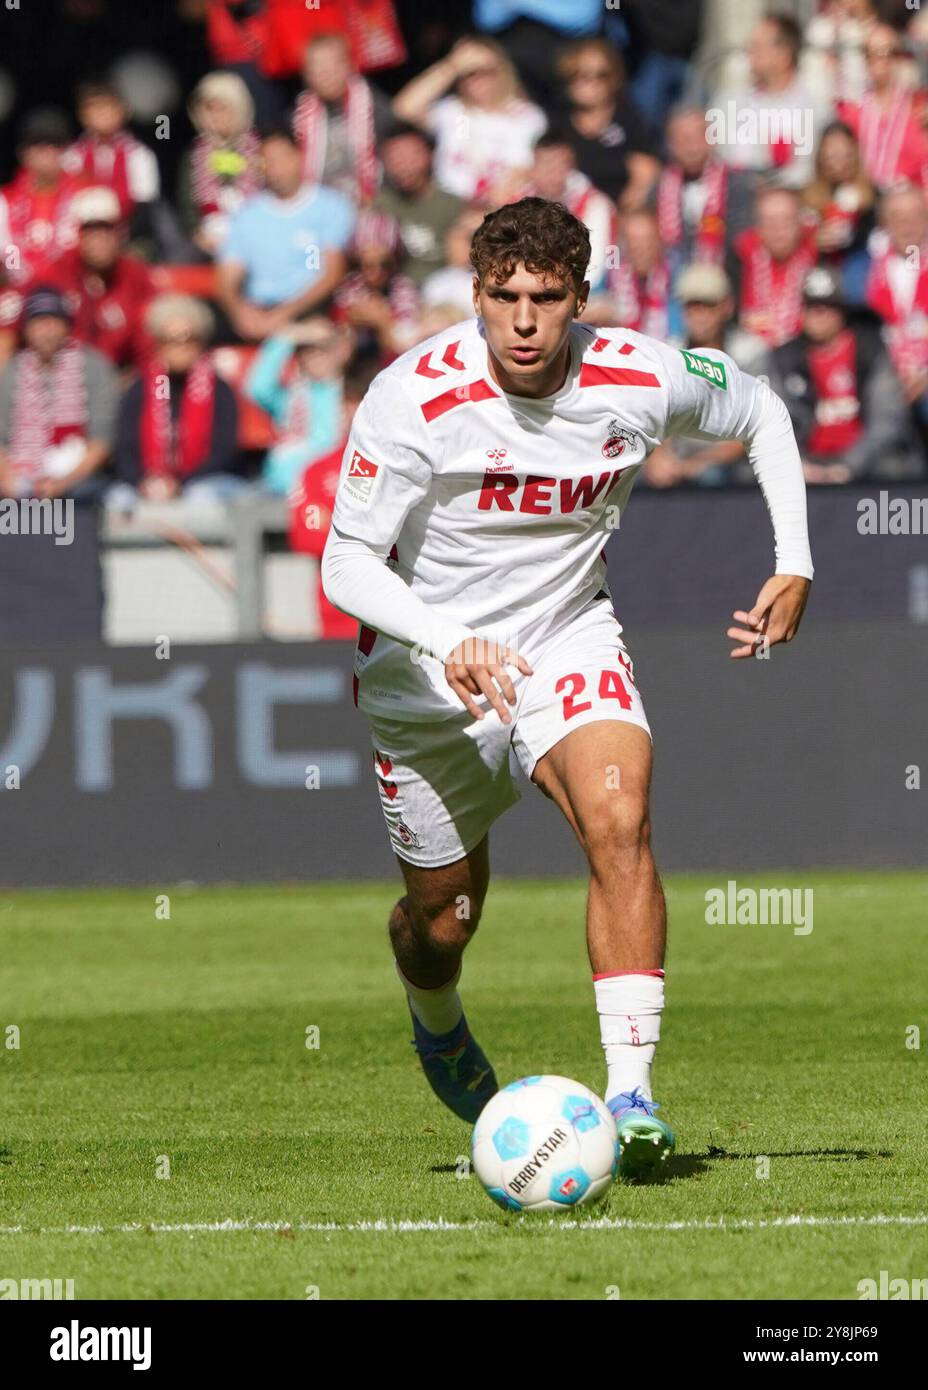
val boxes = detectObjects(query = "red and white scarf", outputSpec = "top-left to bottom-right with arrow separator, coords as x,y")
292,77 -> 377,203
9,342 -> 87,485
867,241 -> 928,376
656,160 -> 727,263
189,131 -> 262,217
139,357 -> 217,479
63,132 -> 138,215
857,89 -> 916,190
610,259 -> 670,338
736,229 -> 817,347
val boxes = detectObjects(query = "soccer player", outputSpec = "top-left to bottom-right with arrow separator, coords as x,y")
322,198 -> 813,1178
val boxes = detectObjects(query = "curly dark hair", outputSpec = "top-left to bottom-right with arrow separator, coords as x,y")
470,197 -> 591,292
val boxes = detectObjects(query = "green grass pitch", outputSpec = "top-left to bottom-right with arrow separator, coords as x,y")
1,872 -> 926,1300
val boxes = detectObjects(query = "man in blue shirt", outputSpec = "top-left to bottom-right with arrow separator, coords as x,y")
218,128 -> 355,342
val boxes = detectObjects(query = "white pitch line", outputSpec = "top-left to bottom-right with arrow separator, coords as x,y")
1,1213 -> 926,1237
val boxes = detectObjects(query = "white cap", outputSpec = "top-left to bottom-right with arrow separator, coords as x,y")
71,185 -> 121,226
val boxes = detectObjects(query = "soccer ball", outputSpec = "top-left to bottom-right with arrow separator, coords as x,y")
472,1075 -> 618,1212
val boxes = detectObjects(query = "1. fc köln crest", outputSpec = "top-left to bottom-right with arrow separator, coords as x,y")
602,419 -> 639,459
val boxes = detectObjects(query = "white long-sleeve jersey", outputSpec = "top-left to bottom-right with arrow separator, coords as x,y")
322,317 -> 813,720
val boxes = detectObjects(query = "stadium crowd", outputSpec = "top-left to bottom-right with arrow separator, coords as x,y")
1,0 -> 927,635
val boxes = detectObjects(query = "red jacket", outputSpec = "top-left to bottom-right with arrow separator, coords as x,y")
289,440 -> 357,640
40,249 -> 155,370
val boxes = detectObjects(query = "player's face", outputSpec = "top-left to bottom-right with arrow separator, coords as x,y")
476,263 -> 588,397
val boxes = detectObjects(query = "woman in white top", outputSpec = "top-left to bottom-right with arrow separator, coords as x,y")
392,37 -> 546,206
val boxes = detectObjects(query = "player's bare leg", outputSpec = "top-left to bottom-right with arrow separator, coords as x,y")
389,837 -> 498,1122
532,721 -> 675,1176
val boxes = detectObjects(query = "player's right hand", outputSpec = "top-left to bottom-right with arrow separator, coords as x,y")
444,638 -> 533,725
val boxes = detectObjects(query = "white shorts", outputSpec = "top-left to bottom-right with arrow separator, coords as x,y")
367,598 -> 650,868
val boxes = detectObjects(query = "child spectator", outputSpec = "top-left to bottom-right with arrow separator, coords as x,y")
246,316 -> 351,494
110,294 -> 242,507
179,72 -> 262,260
288,360 -> 377,638
63,81 -> 160,220
332,209 -> 420,363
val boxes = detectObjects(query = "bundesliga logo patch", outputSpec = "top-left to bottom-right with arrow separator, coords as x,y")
345,450 -> 379,502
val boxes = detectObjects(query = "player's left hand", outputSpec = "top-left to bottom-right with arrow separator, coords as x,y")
727,574 -> 811,659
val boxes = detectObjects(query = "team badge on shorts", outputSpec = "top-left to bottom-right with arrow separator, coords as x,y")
396,820 -> 420,848
602,420 -> 640,459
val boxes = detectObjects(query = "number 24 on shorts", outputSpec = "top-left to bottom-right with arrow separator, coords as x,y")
555,655 -> 637,721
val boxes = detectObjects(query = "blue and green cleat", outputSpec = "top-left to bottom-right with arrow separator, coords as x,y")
409,1010 -> 498,1123
608,1087 -> 675,1180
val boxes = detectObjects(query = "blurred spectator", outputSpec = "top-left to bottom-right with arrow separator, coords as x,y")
246,317 -> 351,494
802,120 -> 876,286
592,209 -> 669,335
622,0 -> 705,141
393,37 -> 547,206
732,185 -> 818,348
837,23 -> 928,192
288,360 -> 378,639
654,105 -> 755,271
804,0 -> 879,107
178,72 -> 262,260
332,209 -> 420,363
866,183 -> 928,430
673,262 -> 768,373
522,130 -> 617,291
292,32 -> 394,206
711,14 -> 831,190
217,128 -> 354,342
555,38 -> 659,212
41,186 -> 156,373
644,263 -> 763,487
0,109 -> 81,290
373,125 -> 465,289
0,286 -> 117,502
421,209 -> 485,319
767,264 -> 915,482
472,0 -> 607,111
62,81 -> 160,220
109,294 -> 243,508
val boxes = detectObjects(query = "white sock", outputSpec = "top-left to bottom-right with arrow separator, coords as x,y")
594,971 -> 665,1105
396,960 -> 463,1036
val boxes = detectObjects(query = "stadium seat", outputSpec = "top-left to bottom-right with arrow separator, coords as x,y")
151,264 -> 220,300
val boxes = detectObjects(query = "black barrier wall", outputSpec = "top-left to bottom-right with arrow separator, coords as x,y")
0,620 -> 924,886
